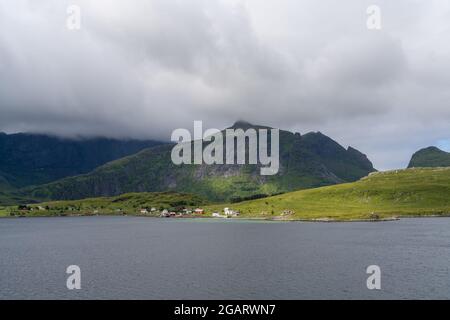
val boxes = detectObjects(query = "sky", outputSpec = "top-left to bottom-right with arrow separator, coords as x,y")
1,0 -> 450,170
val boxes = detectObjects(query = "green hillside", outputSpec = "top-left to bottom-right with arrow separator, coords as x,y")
206,167 -> 450,221
408,146 -> 450,168
5,168 -> 450,221
5,192 -> 207,217
0,132 -> 162,188
22,122 -> 375,203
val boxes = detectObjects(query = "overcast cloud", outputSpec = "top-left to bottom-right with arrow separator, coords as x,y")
1,0 -> 450,169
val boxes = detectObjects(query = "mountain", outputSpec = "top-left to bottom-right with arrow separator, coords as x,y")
24,122 -> 376,203
10,167 -> 450,221
0,132 -> 163,188
206,167 -> 450,220
408,146 -> 450,168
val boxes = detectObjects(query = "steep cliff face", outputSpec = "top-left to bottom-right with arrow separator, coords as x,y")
25,122 -> 376,202
0,132 -> 163,188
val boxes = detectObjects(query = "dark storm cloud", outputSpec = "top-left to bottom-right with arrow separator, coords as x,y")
0,0 -> 450,169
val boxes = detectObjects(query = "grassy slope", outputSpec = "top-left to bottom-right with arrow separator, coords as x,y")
5,168 -> 450,221
0,188 -> 36,206
205,167 -> 450,220
0,208 -> 7,217
4,192 -> 207,217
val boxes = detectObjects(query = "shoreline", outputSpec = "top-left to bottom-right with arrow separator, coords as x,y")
3,213 -> 450,222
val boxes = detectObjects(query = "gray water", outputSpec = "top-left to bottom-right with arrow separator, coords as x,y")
0,216 -> 449,300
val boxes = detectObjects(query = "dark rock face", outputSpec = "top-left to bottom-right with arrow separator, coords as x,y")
0,133 -> 163,188
25,123 -> 376,202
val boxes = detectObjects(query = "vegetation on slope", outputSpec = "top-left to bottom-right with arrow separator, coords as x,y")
205,167 -> 450,221
5,192 -> 207,217
0,207 -> 7,217
23,122 -> 375,203
408,146 -> 450,168
0,132 -> 162,188
5,167 -> 450,221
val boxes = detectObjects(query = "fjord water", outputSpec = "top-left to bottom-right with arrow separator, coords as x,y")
0,217 -> 449,299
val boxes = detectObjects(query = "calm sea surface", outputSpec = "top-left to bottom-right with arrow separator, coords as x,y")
0,216 -> 449,299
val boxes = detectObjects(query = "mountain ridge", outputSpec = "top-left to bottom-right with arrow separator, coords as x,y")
22,122 -> 376,203
0,132 -> 163,188
408,146 -> 450,168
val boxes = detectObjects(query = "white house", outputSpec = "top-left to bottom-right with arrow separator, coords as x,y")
224,207 -> 240,217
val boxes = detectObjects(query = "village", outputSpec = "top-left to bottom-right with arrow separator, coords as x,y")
147,207 -> 241,219
8,204 -> 241,219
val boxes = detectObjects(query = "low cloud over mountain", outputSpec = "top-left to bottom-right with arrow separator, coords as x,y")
1,0 -> 450,169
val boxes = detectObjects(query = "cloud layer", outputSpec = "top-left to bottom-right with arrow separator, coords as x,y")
1,0 -> 450,169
